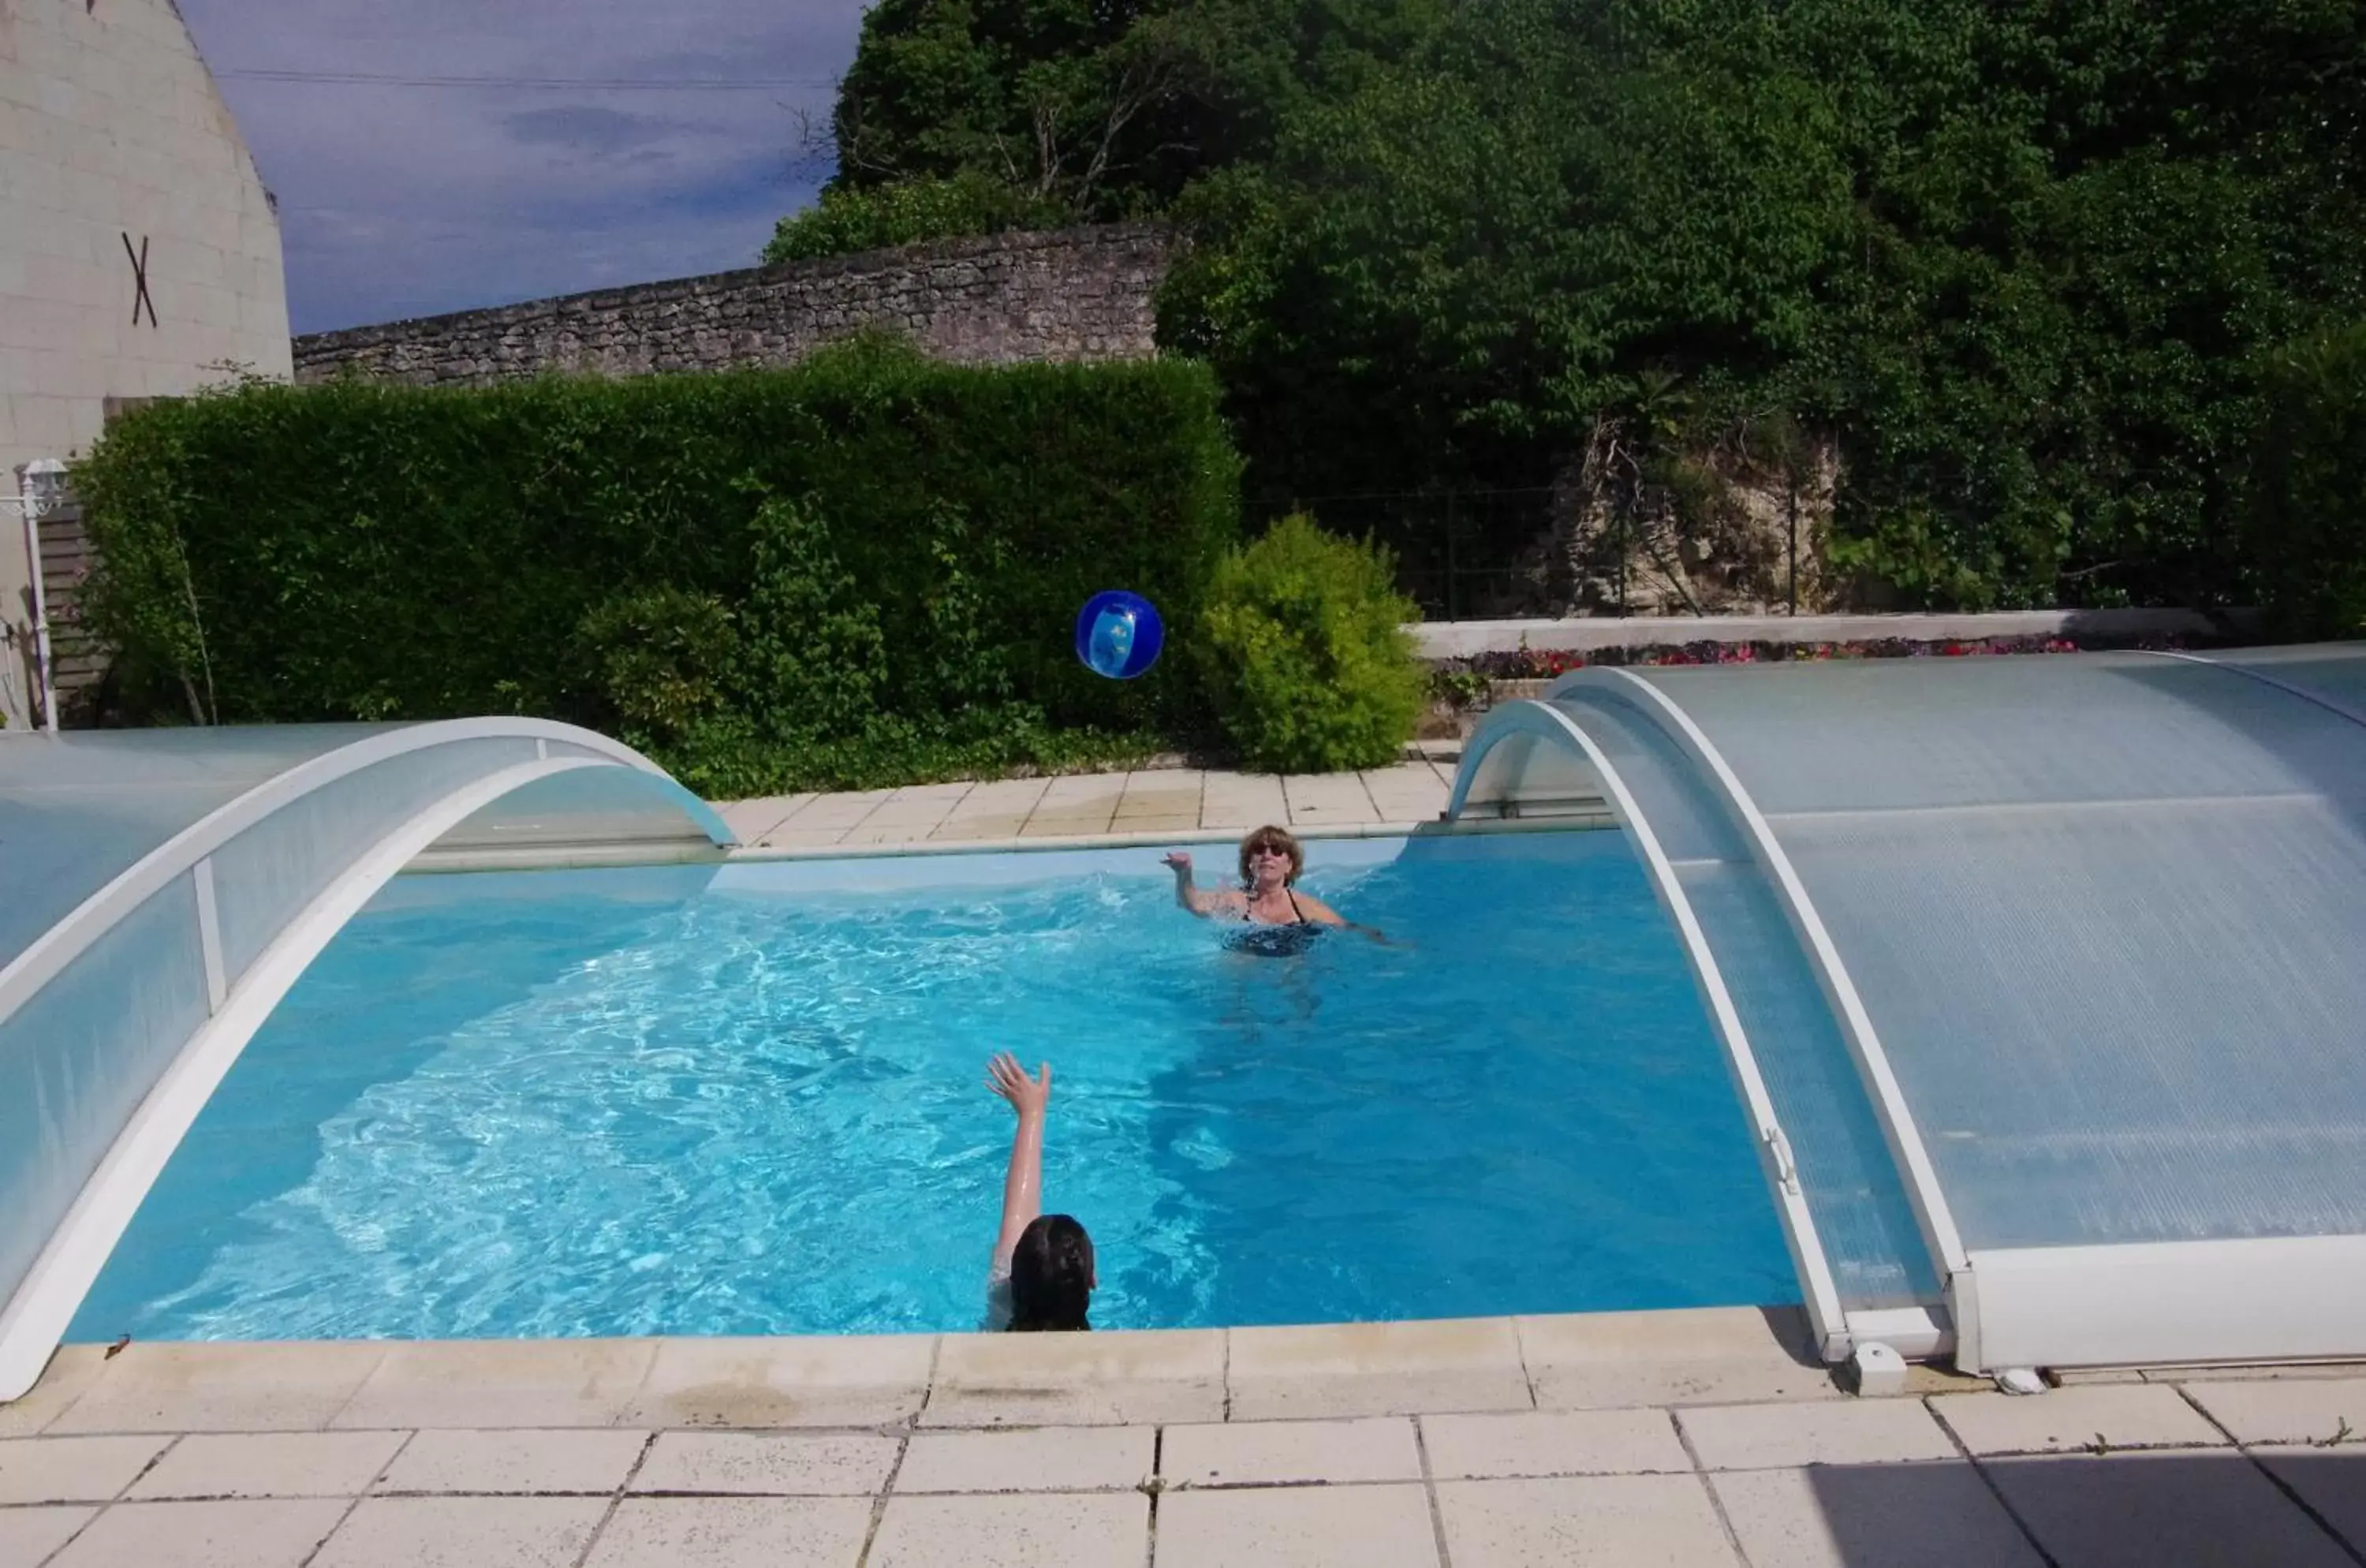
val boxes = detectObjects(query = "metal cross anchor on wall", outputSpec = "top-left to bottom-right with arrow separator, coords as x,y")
121,233 -> 158,327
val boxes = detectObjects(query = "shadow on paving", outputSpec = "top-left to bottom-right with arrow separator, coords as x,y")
1773,1447 -> 2366,1567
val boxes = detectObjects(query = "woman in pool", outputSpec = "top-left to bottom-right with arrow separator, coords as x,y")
1162,824 -> 1388,955
984,1051 -> 1094,1332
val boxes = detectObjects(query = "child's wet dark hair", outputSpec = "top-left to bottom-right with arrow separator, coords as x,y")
1008,1214 -> 1094,1331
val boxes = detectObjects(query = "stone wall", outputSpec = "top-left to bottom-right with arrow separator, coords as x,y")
293,224 -> 1177,387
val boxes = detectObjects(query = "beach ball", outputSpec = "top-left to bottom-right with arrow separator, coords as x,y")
1074,590 -> 1164,679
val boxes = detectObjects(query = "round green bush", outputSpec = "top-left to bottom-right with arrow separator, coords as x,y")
1195,513 -> 1425,772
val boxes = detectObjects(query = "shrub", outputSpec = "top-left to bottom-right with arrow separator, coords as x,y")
2247,321 -> 2366,640
1195,513 -> 1424,771
75,347 -> 1241,792
763,174 -> 1070,265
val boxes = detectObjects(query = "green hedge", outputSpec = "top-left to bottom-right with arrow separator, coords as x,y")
77,342 -> 1242,793
2248,321 -> 2366,640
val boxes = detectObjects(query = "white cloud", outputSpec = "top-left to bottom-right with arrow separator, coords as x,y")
179,0 -> 870,331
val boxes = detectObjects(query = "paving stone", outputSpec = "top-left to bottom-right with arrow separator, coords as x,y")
308,1495 -> 608,1568
1985,1450 -> 2357,1568
928,816 -> 1031,841
715,795 -> 809,843
47,1342 -> 386,1434
925,1326 -> 1224,1427
1281,774 -> 1379,823
128,1431 -> 406,1499
942,779 -> 1050,816
861,797 -> 965,827
0,1505 -> 95,1566
375,1428 -> 649,1494
2253,1447 -> 2366,1556
0,1434 -> 172,1503
1422,1408 -> 1691,1480
0,1346 -> 105,1437
1517,1309 -> 1840,1411
749,827 -> 850,847
1155,1481 -> 1438,1568
1711,1464 -> 2047,1567
1931,1384 -> 2226,1455
776,791 -> 892,829
2180,1379 -> 2366,1445
622,1334 -> 931,1428
50,1498 -> 349,1568
866,1491 -> 1147,1568
1162,1417 -> 1421,1488
331,1339 -> 655,1429
1435,1474 -> 1740,1566
630,1432 -> 899,1495
894,1425 -> 1152,1492
1227,1318 -> 1532,1421
582,1495 -> 874,1568
1677,1398 -> 1955,1471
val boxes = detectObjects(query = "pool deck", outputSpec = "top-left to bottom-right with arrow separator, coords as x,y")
5,1309 -> 2364,1566
710,751 -> 1470,854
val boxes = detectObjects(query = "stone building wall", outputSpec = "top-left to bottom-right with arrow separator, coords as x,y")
293,223 -> 1177,387
1,0 -> 293,726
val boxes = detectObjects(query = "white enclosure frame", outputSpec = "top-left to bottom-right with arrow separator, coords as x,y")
1450,646 -> 2366,1373
0,719 -> 733,1399
1448,700 -> 1853,1360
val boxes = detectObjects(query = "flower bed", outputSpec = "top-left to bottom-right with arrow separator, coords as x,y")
1427,631 -> 2220,717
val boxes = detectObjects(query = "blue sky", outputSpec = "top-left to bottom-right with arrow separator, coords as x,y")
178,0 -> 871,334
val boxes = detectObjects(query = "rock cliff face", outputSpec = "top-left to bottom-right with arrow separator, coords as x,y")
293,224 -> 1177,386
1534,418 -> 1843,617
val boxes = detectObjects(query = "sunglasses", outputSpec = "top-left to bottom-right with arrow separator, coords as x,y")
1250,846 -> 1293,861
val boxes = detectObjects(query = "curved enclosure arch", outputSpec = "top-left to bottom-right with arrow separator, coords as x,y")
0,722 -> 733,1398
1451,643 -> 2366,1372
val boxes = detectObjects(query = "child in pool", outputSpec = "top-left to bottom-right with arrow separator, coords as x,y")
983,1052 -> 1095,1331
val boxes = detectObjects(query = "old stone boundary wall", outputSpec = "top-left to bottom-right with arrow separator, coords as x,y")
292,223 -> 1177,387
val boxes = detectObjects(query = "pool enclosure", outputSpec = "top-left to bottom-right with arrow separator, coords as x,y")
1452,644 -> 2366,1375
2,645 -> 2363,1398
0,721 -> 734,1398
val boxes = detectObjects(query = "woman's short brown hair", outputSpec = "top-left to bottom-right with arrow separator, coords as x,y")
1238,824 -> 1305,886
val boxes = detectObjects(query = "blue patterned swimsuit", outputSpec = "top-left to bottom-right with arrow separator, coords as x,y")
1223,887 -> 1324,958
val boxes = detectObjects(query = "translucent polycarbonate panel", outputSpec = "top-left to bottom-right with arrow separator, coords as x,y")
208,737 -> 543,984
1774,793 -> 2366,1249
1625,649 -> 2366,1253
0,726 -> 390,973
427,760 -> 720,855
1456,728 -> 1603,813
0,875 -> 208,1305
2212,643 -> 2366,722
1630,654 -> 2344,814
1548,689 -> 1938,1307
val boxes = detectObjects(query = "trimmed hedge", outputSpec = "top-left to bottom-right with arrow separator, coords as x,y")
76,342 -> 1242,791
2248,321 -> 2366,640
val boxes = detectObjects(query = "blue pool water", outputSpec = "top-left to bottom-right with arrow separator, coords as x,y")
73,831 -> 1796,1341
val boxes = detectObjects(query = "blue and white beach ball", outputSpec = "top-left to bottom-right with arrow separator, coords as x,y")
1074,590 -> 1164,680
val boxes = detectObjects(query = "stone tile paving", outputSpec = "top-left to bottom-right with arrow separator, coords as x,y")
717,759 -> 1462,852
6,1312 -> 2364,1566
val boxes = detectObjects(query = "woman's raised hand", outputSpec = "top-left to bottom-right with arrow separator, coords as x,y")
1162,851 -> 1193,875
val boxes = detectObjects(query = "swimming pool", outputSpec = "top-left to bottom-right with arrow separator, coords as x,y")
72,829 -> 1795,1342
